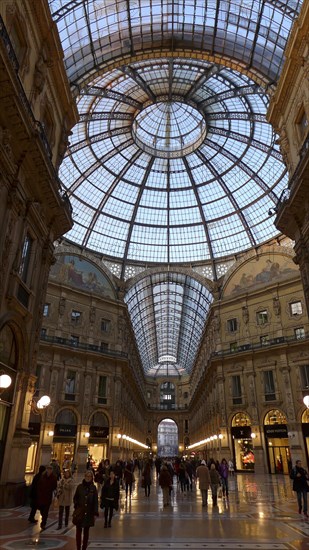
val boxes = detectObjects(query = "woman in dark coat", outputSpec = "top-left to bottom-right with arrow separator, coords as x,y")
73,470 -> 99,550
28,465 -> 46,523
142,461 -> 152,497
101,470 -> 120,528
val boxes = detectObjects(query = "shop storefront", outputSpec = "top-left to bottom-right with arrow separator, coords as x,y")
26,420 -> 41,473
301,408 -> 309,467
52,409 -> 77,470
264,409 -> 290,474
87,412 -> 109,469
231,412 -> 254,472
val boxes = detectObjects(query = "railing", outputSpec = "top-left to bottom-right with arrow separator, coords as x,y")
40,333 -> 128,358
213,332 -> 309,358
147,403 -> 188,411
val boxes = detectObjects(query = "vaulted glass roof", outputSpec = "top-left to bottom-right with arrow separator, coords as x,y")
125,272 -> 213,377
47,0 -> 302,377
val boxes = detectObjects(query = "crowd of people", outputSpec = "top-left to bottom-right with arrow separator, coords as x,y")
27,455 -> 308,549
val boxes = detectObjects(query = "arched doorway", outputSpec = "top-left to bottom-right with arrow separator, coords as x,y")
302,408 -> 309,467
157,418 -> 178,457
231,412 -> 254,472
53,409 -> 77,469
0,325 -> 17,476
264,409 -> 290,474
88,412 -> 109,468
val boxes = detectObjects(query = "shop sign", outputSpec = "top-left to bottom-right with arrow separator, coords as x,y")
55,424 -> 77,437
264,425 -> 288,438
89,426 -> 109,438
231,426 -> 251,438
28,422 -> 41,436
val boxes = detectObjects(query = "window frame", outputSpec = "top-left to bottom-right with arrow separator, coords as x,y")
256,309 -> 268,326
227,318 -> 238,333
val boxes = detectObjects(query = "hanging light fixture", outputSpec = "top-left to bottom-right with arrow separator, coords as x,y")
0,374 -> 12,389
29,394 -> 51,414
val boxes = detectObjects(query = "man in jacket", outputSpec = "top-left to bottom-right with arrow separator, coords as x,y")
36,464 -> 57,529
196,460 -> 211,507
290,459 -> 309,517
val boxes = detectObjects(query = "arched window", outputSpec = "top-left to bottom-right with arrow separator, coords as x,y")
160,382 -> 175,410
157,418 -> 178,457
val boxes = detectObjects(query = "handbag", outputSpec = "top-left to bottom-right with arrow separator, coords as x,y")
72,507 -> 84,525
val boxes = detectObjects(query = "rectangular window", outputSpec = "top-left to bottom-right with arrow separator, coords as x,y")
232,375 -> 242,405
263,370 -> 276,401
19,234 -> 33,283
100,342 -> 108,352
71,310 -> 81,323
290,301 -> 303,316
256,310 -> 268,325
98,376 -> 107,404
300,365 -> 309,390
40,328 -> 47,338
230,342 -> 238,352
65,370 -> 76,401
260,335 -> 269,346
295,327 -> 305,340
297,108 -> 308,141
163,394 -> 172,400
101,319 -> 110,332
43,304 -> 50,317
227,318 -> 237,332
71,335 -> 79,346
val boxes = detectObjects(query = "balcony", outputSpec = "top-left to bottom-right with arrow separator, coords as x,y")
40,333 -> 128,358
213,331 -> 309,358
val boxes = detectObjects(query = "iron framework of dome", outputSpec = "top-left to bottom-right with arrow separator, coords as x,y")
48,0 -> 303,377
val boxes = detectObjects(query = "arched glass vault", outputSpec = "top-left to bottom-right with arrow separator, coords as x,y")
47,1 -> 303,377
125,272 -> 213,377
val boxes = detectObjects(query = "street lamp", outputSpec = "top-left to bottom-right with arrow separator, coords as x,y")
303,395 -> 309,408
0,374 -> 12,390
29,395 -> 51,414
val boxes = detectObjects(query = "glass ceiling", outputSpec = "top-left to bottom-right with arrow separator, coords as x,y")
47,0 -> 303,377
125,272 -> 213,377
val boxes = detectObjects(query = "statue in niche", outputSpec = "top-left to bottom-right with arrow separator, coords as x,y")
273,297 -> 281,316
59,297 -> 66,316
242,306 -> 249,324
33,54 -> 47,97
89,307 -> 96,324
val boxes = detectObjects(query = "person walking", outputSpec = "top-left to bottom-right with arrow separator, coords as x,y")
73,470 -> 99,550
159,464 -> 172,507
57,468 -> 74,529
142,460 -> 152,497
28,465 -> 46,523
101,470 -> 120,528
209,463 -> 221,506
36,464 -> 57,530
123,460 -> 134,499
290,459 -> 309,517
196,460 -> 211,507
228,458 -> 235,476
219,458 -> 229,498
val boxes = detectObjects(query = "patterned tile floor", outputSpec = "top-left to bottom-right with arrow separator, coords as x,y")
0,473 -> 308,550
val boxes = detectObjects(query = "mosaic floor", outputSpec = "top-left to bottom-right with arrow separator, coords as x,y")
0,473 -> 308,550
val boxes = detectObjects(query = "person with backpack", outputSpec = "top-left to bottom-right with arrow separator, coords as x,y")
290,459 -> 309,517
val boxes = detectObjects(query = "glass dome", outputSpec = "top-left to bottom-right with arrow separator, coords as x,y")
48,0 -> 303,378
48,0 -> 303,277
